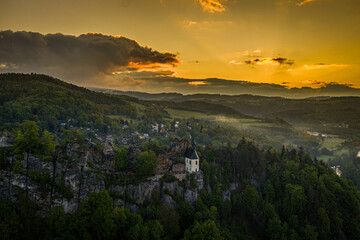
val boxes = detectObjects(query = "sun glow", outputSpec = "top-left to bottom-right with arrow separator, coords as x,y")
187,81 -> 208,86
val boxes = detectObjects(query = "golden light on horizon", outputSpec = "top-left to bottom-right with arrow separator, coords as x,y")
0,0 -> 359,92
187,81 -> 209,86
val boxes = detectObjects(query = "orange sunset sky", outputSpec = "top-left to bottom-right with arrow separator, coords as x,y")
0,0 -> 360,93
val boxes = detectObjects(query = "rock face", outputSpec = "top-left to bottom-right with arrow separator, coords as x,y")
156,154 -> 170,173
169,138 -> 189,155
128,145 -> 141,165
0,137 -> 205,214
0,132 -> 15,148
172,163 -> 185,172
103,142 -> 115,160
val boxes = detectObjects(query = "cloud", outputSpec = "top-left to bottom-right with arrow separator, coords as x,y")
103,74 -> 360,98
181,19 -> 233,29
304,63 -> 349,69
303,79 -> 326,85
197,0 -> 226,13
231,57 -> 294,66
95,73 -> 360,97
183,20 -> 198,27
243,49 -> 262,57
187,81 -> 209,86
296,0 -> 316,6
116,70 -> 176,79
0,30 -> 180,84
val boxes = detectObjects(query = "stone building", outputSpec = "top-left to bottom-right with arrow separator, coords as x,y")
184,137 -> 199,173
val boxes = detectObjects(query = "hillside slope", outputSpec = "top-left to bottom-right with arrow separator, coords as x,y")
96,89 -> 360,136
0,73 -> 140,131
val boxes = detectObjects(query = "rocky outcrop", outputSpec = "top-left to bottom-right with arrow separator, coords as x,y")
169,138 -> 189,155
0,132 -> 15,148
172,163 -> 185,172
128,145 -> 141,165
0,137 -> 206,214
103,142 -> 115,160
156,154 -> 170,173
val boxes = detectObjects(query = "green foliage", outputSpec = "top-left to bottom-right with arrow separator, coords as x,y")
79,189 -> 115,239
160,204 -> 180,239
2,121 -> 360,240
266,216 -> 283,240
146,220 -> 164,240
189,174 -> 197,189
242,185 -> 259,210
0,73 -> 138,132
114,147 -> 128,171
14,120 -> 40,155
161,174 -> 177,183
184,220 -> 223,240
135,151 -> 157,177
13,158 -> 23,174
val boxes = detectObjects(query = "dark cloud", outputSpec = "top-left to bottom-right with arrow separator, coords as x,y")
242,57 -> 294,66
0,30 -> 180,84
118,70 -> 175,79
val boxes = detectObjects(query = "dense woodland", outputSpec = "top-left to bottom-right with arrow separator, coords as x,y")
1,73 -> 360,240
1,125 -> 360,239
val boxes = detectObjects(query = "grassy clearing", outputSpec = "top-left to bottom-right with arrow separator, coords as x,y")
317,155 -> 333,163
320,137 -> 345,150
165,108 -> 210,119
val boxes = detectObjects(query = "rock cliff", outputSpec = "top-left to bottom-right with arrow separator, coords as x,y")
0,136 -> 204,214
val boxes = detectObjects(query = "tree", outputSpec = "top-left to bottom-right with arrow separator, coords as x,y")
184,220 -> 223,240
266,216 -> 283,240
178,200 -> 195,231
264,181 -> 275,203
160,205 -> 180,239
317,207 -> 330,240
135,151 -> 157,176
146,220 -> 164,240
14,121 -> 40,196
242,185 -> 259,210
46,206 -> 67,239
127,223 -> 149,240
80,189 -> 114,240
40,130 -> 56,160
284,184 -> 307,218
114,147 -> 128,171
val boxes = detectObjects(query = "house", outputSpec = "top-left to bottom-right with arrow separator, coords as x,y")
160,124 -> 166,132
305,130 -> 320,137
151,124 -> 159,132
331,165 -> 342,177
184,137 -> 199,173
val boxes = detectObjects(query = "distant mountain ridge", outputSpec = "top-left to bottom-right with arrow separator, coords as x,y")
92,87 -> 360,135
94,76 -> 360,98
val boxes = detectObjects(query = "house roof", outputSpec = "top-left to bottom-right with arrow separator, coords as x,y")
184,146 -> 199,160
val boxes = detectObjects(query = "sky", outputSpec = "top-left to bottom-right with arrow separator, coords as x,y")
0,0 -> 360,95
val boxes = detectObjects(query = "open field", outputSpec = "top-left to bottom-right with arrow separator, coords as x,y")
165,108 -> 212,119
320,137 -> 345,150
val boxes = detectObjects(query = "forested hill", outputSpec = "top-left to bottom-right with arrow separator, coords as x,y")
97,88 -> 360,131
0,73 -> 250,132
0,73 -> 141,131
1,73 -> 360,239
